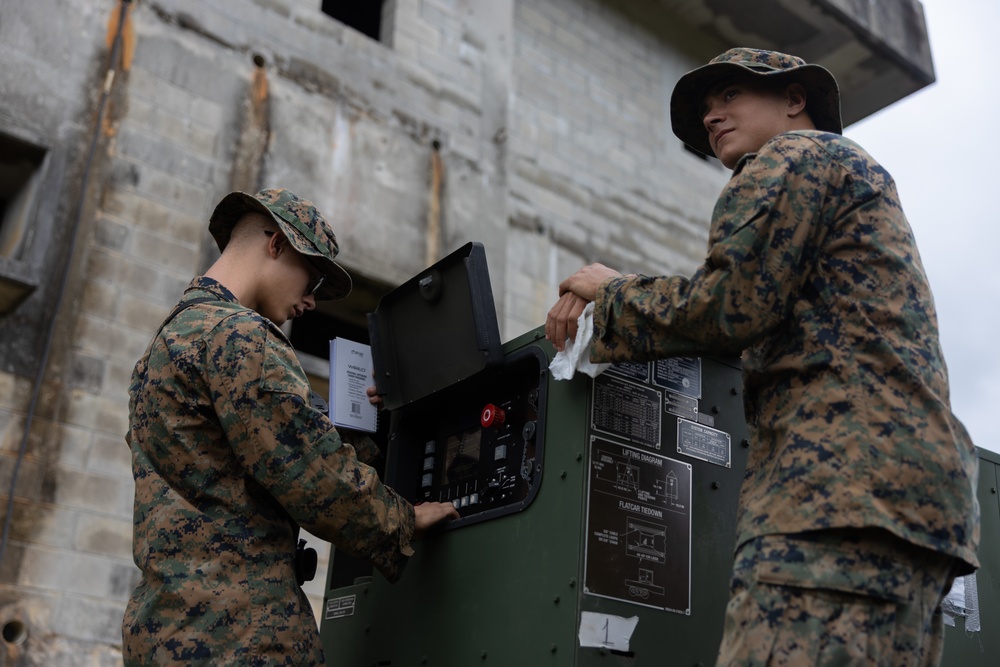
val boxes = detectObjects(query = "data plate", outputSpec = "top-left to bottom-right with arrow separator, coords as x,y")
591,374 -> 662,449
676,418 -> 731,468
653,357 -> 702,399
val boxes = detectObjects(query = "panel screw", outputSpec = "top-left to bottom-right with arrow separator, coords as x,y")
553,595 -> 560,604
560,470 -> 567,479
741,438 -> 750,448
569,578 -> 576,587
481,651 -> 488,660
711,481 -> 720,490
551,644 -> 558,654
730,387 -> 739,395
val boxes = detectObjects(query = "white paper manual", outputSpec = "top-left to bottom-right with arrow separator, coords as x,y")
328,337 -> 377,433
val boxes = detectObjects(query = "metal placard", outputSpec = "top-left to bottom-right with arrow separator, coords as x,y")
607,361 -> 650,383
591,374 -> 662,450
584,437 -> 692,614
676,418 -> 731,468
664,391 -> 698,422
653,357 -> 702,399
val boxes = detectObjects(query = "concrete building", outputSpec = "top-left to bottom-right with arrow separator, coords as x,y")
0,0 -> 933,663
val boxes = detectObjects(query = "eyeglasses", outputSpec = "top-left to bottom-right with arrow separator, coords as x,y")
305,274 -> 325,296
265,230 -> 325,297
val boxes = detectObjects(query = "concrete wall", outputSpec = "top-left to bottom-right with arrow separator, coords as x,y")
505,0 -> 729,337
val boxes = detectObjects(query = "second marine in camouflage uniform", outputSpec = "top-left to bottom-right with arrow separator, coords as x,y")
548,48 -> 979,665
592,128 -> 979,571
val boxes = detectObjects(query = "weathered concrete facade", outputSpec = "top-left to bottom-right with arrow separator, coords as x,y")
0,0 -> 932,662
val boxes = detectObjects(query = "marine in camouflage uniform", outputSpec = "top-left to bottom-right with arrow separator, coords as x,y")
547,49 -> 979,665
123,189 -> 457,665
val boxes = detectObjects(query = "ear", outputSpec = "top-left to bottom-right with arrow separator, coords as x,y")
785,82 -> 808,119
265,230 -> 287,259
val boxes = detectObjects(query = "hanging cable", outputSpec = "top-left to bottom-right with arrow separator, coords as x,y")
0,0 -> 133,566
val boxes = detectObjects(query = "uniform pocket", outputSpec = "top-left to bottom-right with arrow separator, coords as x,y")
752,532 -> 916,605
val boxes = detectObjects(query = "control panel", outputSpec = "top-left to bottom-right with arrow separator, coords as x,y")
383,346 -> 547,528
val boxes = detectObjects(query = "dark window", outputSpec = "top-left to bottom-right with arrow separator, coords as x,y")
289,273 -> 387,359
321,0 -> 386,41
288,270 -> 390,430
0,134 -> 47,261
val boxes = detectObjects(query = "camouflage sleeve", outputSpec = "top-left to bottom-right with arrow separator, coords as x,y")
206,313 -> 416,582
339,430 -> 383,466
591,133 -> 875,362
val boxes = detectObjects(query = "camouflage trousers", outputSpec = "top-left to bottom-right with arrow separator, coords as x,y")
716,529 -> 956,666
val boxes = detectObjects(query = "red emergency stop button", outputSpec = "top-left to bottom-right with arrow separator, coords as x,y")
481,403 -> 506,428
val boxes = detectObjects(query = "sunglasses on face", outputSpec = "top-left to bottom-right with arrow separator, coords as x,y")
305,274 -> 325,297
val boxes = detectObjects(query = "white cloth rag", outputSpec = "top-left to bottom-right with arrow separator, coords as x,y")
549,302 -> 612,380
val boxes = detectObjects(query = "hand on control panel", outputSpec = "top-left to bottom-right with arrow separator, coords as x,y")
412,501 -> 460,539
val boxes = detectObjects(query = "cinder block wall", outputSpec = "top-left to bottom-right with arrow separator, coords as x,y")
0,0 -> 725,662
505,0 -> 729,339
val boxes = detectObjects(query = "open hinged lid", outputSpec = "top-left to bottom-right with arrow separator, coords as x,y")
367,242 -> 503,411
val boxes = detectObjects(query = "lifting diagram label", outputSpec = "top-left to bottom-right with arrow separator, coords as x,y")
584,437 -> 692,614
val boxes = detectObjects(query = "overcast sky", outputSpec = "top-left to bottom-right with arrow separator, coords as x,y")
847,0 -> 1000,455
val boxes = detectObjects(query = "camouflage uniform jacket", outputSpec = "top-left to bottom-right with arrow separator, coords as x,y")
591,131 -> 980,573
123,277 -> 415,665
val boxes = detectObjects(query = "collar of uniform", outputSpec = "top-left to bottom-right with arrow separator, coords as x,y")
731,151 -> 758,177
184,276 -> 239,304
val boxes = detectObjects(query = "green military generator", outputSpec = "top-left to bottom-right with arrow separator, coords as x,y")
319,242 -> 995,665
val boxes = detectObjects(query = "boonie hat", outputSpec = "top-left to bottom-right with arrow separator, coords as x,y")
210,188 -> 352,300
670,47 -> 842,158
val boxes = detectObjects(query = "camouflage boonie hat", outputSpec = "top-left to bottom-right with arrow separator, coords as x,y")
210,188 -> 352,300
670,47 -> 842,158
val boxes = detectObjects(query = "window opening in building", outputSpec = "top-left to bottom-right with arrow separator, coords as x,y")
321,0 -> 386,42
0,134 -> 47,261
289,270 -> 390,437
289,275 -> 384,360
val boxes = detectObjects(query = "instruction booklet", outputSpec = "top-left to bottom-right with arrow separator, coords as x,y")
328,337 -> 377,433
